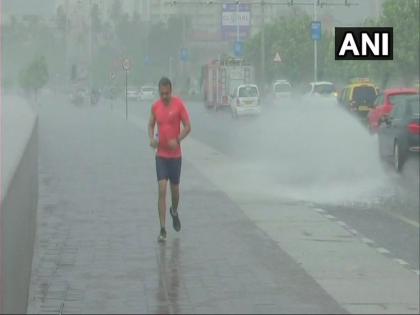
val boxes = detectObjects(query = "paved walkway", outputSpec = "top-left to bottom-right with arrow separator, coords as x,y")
27,99 -> 345,314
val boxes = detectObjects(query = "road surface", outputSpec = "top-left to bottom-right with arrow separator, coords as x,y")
27,93 -> 419,314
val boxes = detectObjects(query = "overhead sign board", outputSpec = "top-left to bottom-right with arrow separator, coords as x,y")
221,3 -> 251,41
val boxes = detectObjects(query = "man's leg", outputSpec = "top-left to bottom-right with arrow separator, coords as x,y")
169,183 -> 181,232
158,179 -> 168,229
169,157 -> 182,212
170,183 -> 179,213
169,158 -> 182,231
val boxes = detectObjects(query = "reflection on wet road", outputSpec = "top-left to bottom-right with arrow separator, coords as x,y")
156,239 -> 181,314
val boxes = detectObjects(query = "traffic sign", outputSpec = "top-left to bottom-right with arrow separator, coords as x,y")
122,58 -> 130,71
273,52 -> 282,63
144,55 -> 151,65
311,21 -> 321,41
180,48 -> 189,62
234,41 -> 244,57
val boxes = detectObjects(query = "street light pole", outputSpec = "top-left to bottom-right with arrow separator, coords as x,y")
88,0 -> 92,91
181,11 -> 187,92
313,0 -> 318,83
169,56 -> 173,80
236,1 -> 240,42
261,1 -> 266,88
125,69 -> 128,120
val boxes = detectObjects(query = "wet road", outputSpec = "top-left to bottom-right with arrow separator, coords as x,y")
126,96 -> 419,272
28,96 -> 349,314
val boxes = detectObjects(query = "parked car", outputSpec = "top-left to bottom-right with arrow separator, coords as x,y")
70,87 -> 88,105
378,95 -> 420,171
103,86 -> 118,100
368,88 -> 418,133
307,81 -> 337,98
230,84 -> 261,118
127,87 -> 139,100
90,88 -> 101,105
272,80 -> 292,102
139,85 -> 156,101
339,78 -> 378,119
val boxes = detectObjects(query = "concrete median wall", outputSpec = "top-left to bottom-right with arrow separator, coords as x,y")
1,96 -> 38,313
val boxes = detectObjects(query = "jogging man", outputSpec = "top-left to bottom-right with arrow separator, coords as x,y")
148,77 -> 191,242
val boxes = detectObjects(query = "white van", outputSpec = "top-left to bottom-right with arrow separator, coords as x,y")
273,80 -> 292,99
230,84 -> 261,118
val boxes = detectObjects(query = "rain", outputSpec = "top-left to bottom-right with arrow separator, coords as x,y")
1,0 -> 419,314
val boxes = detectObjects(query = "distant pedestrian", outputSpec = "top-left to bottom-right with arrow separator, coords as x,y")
148,77 -> 191,242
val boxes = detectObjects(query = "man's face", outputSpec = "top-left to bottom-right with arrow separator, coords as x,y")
159,85 -> 171,104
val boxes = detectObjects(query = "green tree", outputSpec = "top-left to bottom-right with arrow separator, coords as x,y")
19,56 -> 49,101
245,12 -> 314,86
323,0 -> 419,87
380,0 -> 419,85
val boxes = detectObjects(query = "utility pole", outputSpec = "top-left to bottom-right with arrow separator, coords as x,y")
64,0 -> 70,85
182,12 -> 187,92
261,2 -> 266,88
169,56 -> 173,80
88,0 -> 92,90
313,0 -> 317,82
236,2 -> 240,42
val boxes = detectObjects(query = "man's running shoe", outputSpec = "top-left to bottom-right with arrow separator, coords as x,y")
158,227 -> 167,242
170,207 -> 181,232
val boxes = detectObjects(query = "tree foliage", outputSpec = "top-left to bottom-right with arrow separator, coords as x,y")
245,0 -> 419,87
19,55 -> 49,95
380,0 -> 419,84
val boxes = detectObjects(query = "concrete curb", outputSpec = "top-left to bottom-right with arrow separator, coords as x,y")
1,96 -> 38,313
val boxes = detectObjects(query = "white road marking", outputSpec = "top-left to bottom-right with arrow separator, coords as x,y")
381,209 -> 419,228
349,228 -> 358,235
324,214 -> 336,220
376,247 -> 391,255
394,258 -> 409,266
361,237 -> 375,245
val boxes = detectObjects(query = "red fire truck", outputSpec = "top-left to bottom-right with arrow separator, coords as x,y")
202,56 -> 255,109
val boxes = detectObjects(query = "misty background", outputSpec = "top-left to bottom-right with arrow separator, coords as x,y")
2,0 -> 418,99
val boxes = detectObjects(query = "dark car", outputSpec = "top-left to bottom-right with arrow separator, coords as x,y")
339,79 -> 379,121
378,95 -> 420,171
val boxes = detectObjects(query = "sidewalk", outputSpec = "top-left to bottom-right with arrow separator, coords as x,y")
27,99 -> 345,314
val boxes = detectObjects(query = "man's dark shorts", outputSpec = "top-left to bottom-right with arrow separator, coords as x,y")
155,156 -> 182,185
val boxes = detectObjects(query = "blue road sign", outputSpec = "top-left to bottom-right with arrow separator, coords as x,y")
311,21 -> 321,41
180,48 -> 189,62
222,3 -> 251,41
144,55 -> 151,65
234,41 -> 244,57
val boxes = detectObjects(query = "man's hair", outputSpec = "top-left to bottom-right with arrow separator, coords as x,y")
158,77 -> 172,90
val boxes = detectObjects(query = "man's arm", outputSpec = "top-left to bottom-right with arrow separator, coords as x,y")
148,108 -> 158,148
148,108 -> 156,140
177,104 -> 191,143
